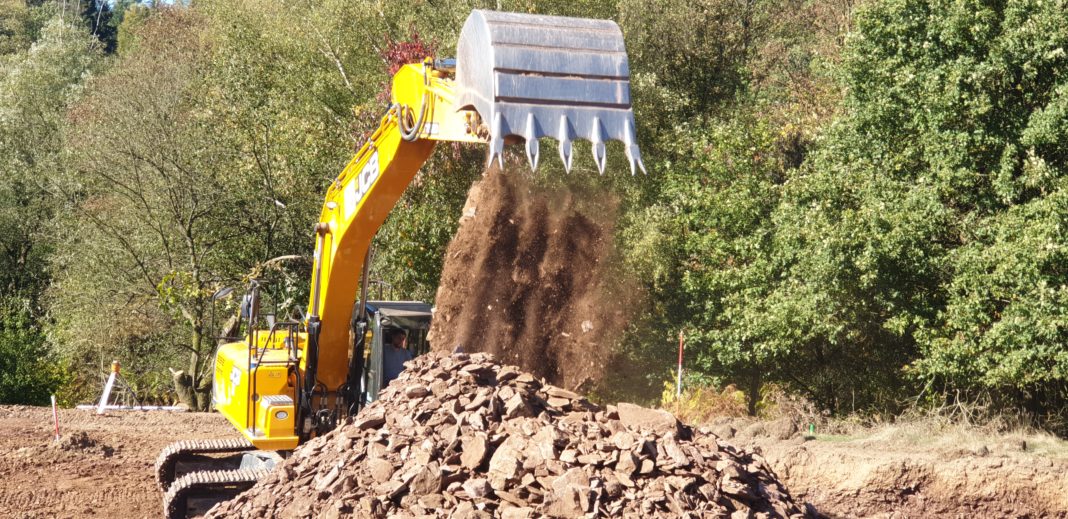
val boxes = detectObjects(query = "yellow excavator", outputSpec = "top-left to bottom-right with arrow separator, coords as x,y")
155,9 -> 645,517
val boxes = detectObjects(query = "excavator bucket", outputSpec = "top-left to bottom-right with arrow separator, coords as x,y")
455,10 -> 645,175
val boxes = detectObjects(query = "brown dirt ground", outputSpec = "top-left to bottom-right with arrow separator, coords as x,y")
0,405 -> 234,519
1,405 -> 1067,518
428,166 -> 631,394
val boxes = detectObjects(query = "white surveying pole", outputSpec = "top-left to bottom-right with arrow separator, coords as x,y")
51,394 -> 60,441
676,331 -> 684,399
96,360 -> 121,415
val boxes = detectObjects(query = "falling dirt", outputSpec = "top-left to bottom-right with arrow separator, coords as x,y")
428,167 -> 631,393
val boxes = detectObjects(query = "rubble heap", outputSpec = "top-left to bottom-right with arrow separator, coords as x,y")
207,352 -> 806,518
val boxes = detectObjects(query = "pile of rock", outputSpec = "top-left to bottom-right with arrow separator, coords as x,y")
207,352 -> 805,518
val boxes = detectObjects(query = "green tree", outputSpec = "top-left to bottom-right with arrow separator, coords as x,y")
0,0 -> 56,57
608,0 -> 854,406
0,15 -> 97,404
54,9 -> 242,409
883,0 -> 1068,420
622,115 -> 784,410
114,1 -> 151,55
0,17 -> 99,305
0,301 -> 65,405
753,0 -> 1068,418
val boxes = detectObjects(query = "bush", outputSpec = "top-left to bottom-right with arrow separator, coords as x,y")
660,380 -> 748,424
0,302 -> 66,405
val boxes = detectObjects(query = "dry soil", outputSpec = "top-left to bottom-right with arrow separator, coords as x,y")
2,407 -> 1068,516
1,406 -> 1067,517
0,405 -> 233,519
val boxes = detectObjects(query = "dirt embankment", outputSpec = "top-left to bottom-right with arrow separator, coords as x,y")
768,441 -> 1068,518
711,417 -> 1068,518
429,168 -> 630,394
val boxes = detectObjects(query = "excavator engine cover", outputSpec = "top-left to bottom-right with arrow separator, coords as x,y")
455,10 -> 645,175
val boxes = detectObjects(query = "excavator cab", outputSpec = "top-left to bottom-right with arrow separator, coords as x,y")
362,301 -> 433,400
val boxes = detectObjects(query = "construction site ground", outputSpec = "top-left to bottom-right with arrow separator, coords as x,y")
2,405 -> 1067,518
0,405 -> 233,519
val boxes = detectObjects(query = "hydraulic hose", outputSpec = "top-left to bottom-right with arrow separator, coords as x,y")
398,96 -> 428,142
399,64 -> 431,142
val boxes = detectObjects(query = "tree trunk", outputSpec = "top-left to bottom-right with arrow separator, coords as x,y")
193,374 -> 212,411
170,368 -> 195,408
747,368 -> 761,416
187,324 -> 211,411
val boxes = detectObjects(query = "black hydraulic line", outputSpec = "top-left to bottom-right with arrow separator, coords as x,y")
399,65 -> 431,142
300,316 -> 320,440
398,100 -> 428,142
345,248 -> 373,415
297,222 -> 330,440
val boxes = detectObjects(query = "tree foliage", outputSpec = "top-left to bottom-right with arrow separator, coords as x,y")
652,0 -> 1068,419
883,0 -> 1068,415
615,0 -> 1068,427
3,0 -> 1068,433
0,301 -> 65,405
0,13 -> 98,403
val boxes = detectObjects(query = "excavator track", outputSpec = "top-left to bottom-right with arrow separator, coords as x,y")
163,468 -> 269,519
155,438 -> 255,491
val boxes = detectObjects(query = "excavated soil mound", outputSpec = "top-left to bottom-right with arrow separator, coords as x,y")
207,352 -> 805,518
428,168 -> 628,393
54,431 -> 115,457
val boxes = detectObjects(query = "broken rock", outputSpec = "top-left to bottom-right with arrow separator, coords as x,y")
617,402 -> 681,436
205,352 -> 805,519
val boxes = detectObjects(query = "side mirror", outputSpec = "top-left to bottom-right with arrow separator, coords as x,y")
240,283 -> 261,322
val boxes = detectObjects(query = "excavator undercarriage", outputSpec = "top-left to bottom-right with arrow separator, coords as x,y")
158,9 -> 645,518
156,439 -> 280,517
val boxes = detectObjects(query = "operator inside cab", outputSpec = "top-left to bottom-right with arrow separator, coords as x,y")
381,328 -> 412,387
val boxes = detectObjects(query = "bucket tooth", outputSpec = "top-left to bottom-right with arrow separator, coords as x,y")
525,113 -> 540,172
558,115 -> 574,173
623,119 -> 646,175
487,113 -> 505,169
526,137 -> 540,172
591,117 -> 607,175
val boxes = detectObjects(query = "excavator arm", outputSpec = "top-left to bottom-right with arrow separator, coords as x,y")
301,102 -> 436,422
299,9 -> 647,440
160,10 -> 645,517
